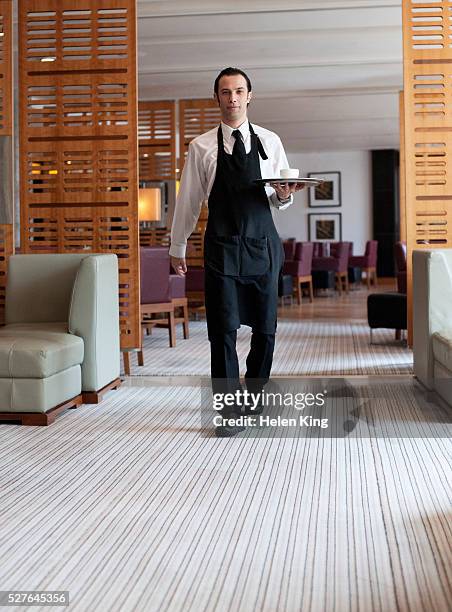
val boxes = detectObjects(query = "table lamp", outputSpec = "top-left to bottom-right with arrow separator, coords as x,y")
138,188 -> 161,222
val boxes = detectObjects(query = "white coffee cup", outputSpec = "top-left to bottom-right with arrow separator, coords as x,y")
280,168 -> 299,179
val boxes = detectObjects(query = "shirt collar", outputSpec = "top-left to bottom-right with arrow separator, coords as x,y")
221,119 -> 250,143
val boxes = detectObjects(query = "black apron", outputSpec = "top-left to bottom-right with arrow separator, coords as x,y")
204,123 -> 284,338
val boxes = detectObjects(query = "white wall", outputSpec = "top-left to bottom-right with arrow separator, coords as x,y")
272,150 -> 372,254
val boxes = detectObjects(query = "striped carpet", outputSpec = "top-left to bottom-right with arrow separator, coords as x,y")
127,320 -> 413,377
0,378 -> 450,612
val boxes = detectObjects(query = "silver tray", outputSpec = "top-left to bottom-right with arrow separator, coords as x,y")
255,177 -> 323,186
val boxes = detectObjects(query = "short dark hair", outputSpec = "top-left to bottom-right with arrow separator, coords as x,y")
214,67 -> 252,96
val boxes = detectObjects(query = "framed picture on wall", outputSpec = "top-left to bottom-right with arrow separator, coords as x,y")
308,213 -> 342,242
308,171 -> 341,207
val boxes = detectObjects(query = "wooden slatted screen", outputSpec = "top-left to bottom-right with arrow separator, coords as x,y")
19,0 -> 140,350
138,100 -> 176,181
185,205 -> 208,267
402,0 -> 452,343
0,224 -> 13,324
0,1 -> 13,325
0,0 -> 12,136
177,100 -> 218,263
179,98 -> 221,166
139,227 -> 170,247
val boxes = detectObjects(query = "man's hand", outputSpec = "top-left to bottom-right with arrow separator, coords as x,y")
270,181 -> 306,201
171,256 -> 187,276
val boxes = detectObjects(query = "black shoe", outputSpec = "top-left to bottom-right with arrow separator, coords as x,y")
215,422 -> 246,437
214,412 -> 246,437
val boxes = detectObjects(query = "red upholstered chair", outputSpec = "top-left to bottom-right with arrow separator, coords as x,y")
330,242 -> 340,257
283,239 -> 296,262
330,241 -> 353,258
312,241 -> 351,294
139,247 -> 176,357
185,267 -> 205,312
394,241 -> 407,294
122,247 -> 175,374
140,247 -> 189,349
283,241 -> 314,304
349,240 -> 378,288
313,242 -> 328,257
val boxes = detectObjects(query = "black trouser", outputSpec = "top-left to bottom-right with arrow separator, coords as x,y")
210,329 -> 275,397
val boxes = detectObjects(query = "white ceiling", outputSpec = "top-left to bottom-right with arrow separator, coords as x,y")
137,0 -> 403,152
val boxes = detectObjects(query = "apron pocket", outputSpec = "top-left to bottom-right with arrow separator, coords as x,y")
205,235 -> 240,276
240,236 -> 270,276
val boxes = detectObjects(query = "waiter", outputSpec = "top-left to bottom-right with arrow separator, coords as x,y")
170,67 -> 304,436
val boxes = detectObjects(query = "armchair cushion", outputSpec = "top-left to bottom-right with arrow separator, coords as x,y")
0,324 -> 83,378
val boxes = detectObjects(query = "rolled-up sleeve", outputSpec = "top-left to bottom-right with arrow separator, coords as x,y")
169,143 -> 206,258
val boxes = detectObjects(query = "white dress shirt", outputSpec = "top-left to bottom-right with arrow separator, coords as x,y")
169,119 -> 293,258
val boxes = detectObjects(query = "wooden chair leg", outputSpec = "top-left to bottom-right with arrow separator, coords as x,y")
123,351 -> 130,376
182,302 -> 189,339
336,273 -> 342,295
168,310 -> 176,347
137,350 -> 144,366
395,329 -> 401,341
296,277 -> 302,305
373,269 -> 378,286
366,268 -> 371,289
308,279 -> 314,302
345,272 -> 349,293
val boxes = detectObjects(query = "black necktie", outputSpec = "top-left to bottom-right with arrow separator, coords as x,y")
232,129 -> 246,166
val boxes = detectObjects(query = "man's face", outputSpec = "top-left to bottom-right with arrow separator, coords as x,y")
215,74 -> 252,124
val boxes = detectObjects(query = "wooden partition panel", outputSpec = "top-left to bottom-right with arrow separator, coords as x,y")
0,1 -> 13,324
177,99 -> 219,264
0,224 -> 13,323
0,0 -> 12,136
139,227 -> 170,247
138,100 -> 176,181
402,0 -> 452,343
179,98 -> 221,165
19,0 -> 140,349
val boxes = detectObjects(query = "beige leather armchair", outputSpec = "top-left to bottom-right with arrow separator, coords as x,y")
0,254 -> 121,425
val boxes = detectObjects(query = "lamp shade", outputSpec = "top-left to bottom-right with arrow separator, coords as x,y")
138,188 -> 161,222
